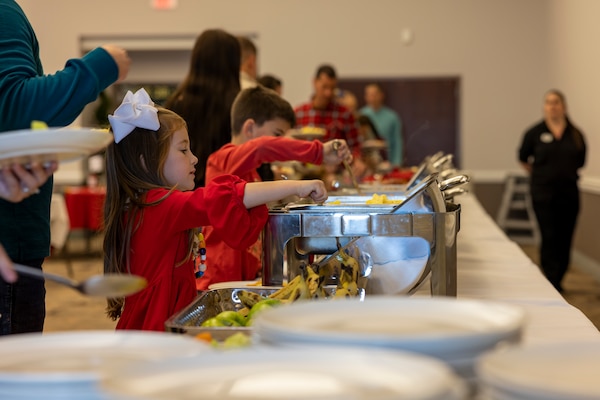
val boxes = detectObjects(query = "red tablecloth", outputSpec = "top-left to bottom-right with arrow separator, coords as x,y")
63,186 -> 106,231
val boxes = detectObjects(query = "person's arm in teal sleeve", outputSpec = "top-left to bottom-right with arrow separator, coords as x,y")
0,47 -> 119,130
0,1 -> 120,131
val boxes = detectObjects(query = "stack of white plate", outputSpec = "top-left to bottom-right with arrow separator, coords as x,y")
0,331 -> 210,400
0,127 -> 114,167
101,346 -> 467,400
252,296 -> 526,380
476,341 -> 600,399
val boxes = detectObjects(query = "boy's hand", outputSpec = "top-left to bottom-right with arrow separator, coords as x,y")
323,139 -> 353,165
297,180 -> 328,203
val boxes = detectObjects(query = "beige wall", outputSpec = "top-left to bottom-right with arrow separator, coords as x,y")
576,192 -> 600,265
548,0 -> 600,189
19,0 -> 552,175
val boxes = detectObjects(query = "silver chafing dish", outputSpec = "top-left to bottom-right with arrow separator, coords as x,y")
166,156 -> 466,338
165,286 -> 341,338
262,174 -> 461,297
165,287 -> 277,339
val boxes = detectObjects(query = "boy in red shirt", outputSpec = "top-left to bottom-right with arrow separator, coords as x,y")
199,86 -> 352,289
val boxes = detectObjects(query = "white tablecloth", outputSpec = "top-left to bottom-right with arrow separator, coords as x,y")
50,192 -> 70,250
444,194 -> 599,345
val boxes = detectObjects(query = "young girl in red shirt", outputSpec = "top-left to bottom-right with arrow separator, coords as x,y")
103,89 -> 327,331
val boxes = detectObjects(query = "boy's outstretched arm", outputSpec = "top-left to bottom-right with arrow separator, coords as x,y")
243,179 -> 328,208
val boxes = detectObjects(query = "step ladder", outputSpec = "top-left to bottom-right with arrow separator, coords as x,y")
496,173 -> 540,245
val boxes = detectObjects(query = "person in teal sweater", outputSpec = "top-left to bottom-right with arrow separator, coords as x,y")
360,83 -> 403,167
0,162 -> 58,283
0,0 -> 130,334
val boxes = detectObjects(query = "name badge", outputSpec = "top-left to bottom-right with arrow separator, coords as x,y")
540,132 -> 554,143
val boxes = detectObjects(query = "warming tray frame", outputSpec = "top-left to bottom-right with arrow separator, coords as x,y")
262,202 -> 461,297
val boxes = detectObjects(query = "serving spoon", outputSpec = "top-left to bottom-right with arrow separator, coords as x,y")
14,263 -> 147,297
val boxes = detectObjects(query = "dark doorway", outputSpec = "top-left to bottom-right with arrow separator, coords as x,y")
338,77 -> 460,168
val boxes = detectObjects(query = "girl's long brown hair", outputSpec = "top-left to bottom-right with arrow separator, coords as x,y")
103,107 -> 192,320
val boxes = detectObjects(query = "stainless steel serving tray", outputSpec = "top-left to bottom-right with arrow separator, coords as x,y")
278,193 -> 429,214
165,287 -> 277,340
285,204 -> 397,213
165,287 -> 339,340
339,184 -> 407,195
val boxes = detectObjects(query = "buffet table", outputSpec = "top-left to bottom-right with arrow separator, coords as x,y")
430,193 -> 600,345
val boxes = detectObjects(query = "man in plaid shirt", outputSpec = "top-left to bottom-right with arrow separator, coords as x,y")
294,64 -> 360,154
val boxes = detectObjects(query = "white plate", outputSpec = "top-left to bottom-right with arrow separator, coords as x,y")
101,346 -> 466,400
253,297 -> 525,361
0,127 -> 113,167
361,139 -> 388,150
289,127 -> 326,141
477,341 -> 600,400
0,331 -> 209,385
289,132 -> 326,141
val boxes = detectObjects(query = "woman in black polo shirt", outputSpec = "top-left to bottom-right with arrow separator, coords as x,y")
518,89 -> 587,292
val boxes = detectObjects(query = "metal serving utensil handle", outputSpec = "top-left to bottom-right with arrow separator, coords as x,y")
13,263 -> 78,289
390,172 -> 439,214
438,174 -> 470,191
333,140 -> 361,194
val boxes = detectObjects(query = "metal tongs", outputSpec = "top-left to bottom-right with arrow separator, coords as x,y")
333,140 -> 361,194
390,172 -> 439,213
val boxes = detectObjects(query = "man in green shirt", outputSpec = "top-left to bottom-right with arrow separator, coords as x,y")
360,83 -> 403,167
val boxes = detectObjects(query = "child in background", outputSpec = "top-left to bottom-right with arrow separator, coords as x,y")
198,86 -> 352,290
103,89 -> 327,331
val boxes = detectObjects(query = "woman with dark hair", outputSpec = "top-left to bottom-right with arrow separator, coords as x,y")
357,114 -> 390,175
518,89 -> 587,292
165,29 -> 241,188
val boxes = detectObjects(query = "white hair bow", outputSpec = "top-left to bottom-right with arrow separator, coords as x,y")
108,88 -> 160,143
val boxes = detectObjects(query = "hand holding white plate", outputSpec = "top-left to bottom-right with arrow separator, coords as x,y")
0,127 -> 113,168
